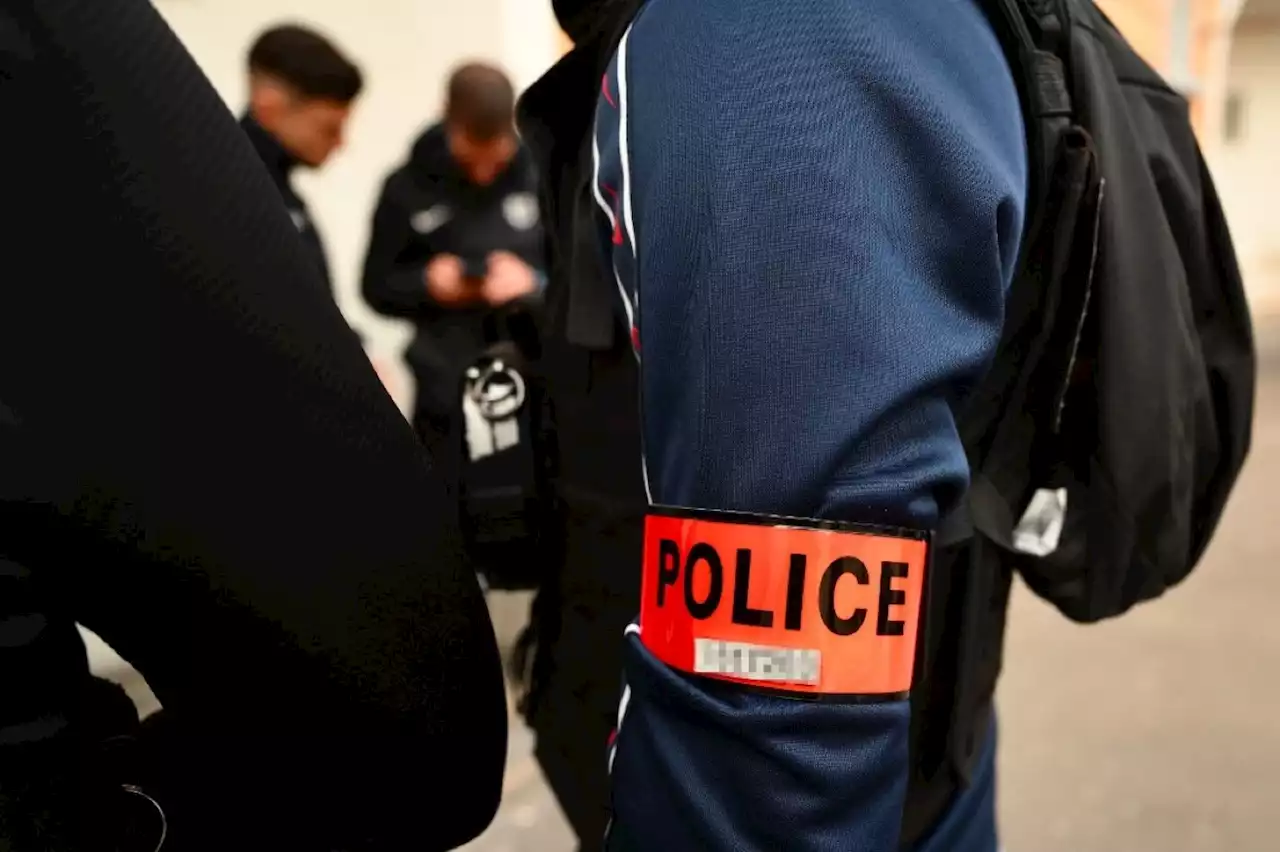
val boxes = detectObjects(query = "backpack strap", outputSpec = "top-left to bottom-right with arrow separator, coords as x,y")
919,0 -> 1088,811
953,0 -> 1082,471
936,0 -> 1073,544
974,0 -> 1075,268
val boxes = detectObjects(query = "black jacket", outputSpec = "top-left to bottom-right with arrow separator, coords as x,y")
361,125 -> 545,419
0,1 -> 505,849
241,113 -> 334,299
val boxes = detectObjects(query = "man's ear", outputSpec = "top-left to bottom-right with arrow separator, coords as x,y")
248,76 -> 291,125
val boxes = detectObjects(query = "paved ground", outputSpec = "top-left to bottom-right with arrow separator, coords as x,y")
87,353 -> 1280,851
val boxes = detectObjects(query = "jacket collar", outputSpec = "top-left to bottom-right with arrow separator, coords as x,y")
517,0 -> 643,350
240,113 -> 297,185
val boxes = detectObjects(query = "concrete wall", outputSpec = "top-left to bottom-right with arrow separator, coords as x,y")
1214,13 -> 1280,314
151,0 -> 1280,326
152,0 -> 563,411
1095,0 -> 1228,138
1097,0 -> 1175,71
1094,0 -> 1280,316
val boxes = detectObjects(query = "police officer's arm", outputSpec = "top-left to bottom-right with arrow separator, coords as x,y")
0,2 -> 505,849
600,0 -> 1026,849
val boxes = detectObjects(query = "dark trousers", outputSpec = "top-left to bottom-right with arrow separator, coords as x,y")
525,500 -> 642,852
523,337 -> 646,851
911,720 -> 999,852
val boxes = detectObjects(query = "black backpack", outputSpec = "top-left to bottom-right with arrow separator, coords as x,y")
905,0 -> 1257,839
956,0 -> 1255,623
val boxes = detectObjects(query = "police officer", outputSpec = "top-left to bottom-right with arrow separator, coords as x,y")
361,63 -> 545,459
240,24 -> 363,300
518,0 -> 1025,850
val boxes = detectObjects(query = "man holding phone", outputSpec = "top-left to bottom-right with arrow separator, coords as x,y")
427,250 -> 541,307
362,62 -> 545,457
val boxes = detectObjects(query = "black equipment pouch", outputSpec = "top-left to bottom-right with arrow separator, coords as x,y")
457,301 -> 555,591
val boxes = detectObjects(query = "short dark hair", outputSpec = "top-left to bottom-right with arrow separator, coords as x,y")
445,63 -> 516,142
248,24 -> 363,103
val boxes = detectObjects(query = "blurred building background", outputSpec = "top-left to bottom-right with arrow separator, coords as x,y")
149,0 -> 1280,418
152,0 -> 569,414
1096,0 -> 1280,316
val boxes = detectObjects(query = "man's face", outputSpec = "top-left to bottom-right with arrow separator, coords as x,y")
449,129 -> 517,186
256,85 -> 353,168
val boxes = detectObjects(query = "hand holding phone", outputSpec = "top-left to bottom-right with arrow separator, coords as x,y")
482,251 -> 537,306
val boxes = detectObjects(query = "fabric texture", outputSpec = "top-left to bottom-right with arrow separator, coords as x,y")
0,1 -> 505,848
912,719 -> 999,852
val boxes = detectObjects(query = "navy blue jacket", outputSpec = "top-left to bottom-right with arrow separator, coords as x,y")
590,0 -> 1027,849
241,114 -> 334,299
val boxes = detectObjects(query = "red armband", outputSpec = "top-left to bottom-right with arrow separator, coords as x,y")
639,507 -> 929,699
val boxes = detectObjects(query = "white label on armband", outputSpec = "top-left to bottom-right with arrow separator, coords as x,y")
693,638 -> 821,685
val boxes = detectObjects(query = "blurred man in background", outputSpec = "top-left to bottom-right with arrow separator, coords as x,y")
362,62 -> 545,459
241,24 -> 363,301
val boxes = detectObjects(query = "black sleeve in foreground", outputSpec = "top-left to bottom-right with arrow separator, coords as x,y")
0,2 -> 505,849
